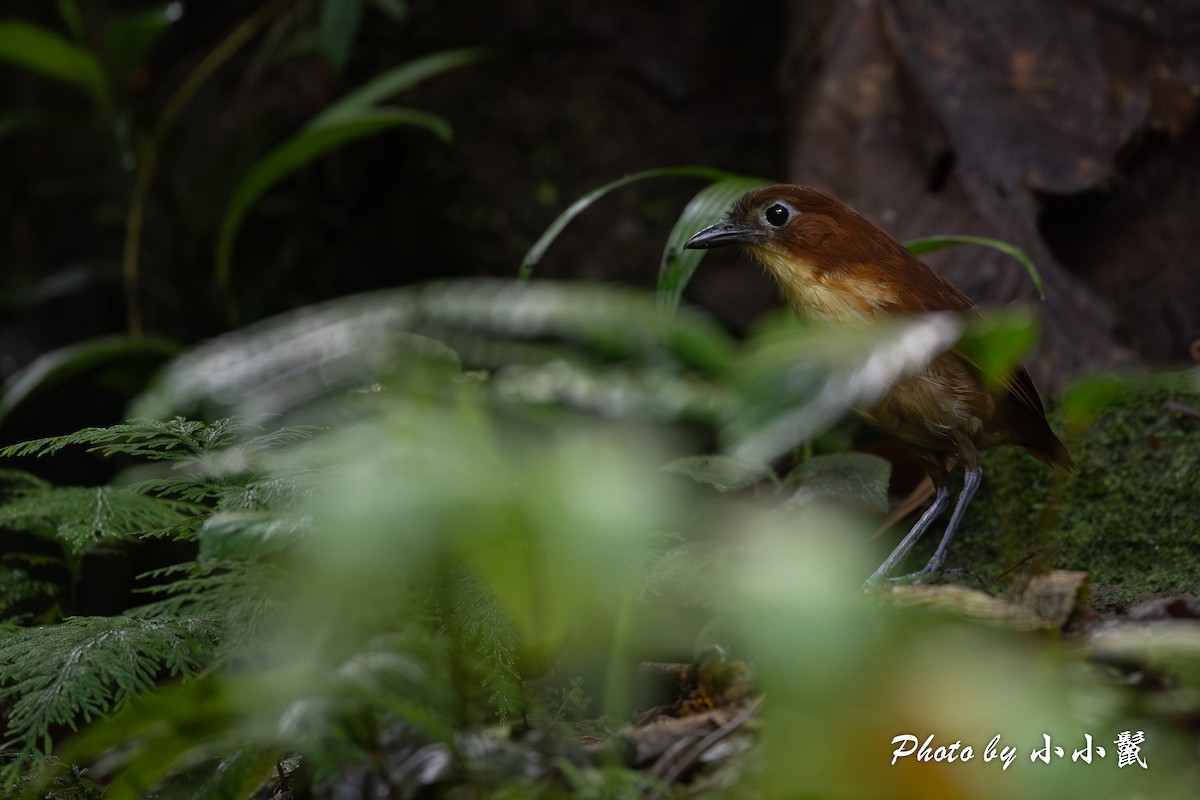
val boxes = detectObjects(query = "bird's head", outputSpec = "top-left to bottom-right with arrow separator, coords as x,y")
683,184 -> 885,267
683,184 -> 963,320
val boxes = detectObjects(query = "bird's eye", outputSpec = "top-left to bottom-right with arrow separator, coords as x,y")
764,203 -> 790,227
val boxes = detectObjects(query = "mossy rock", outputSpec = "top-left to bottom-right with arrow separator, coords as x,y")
900,383 -> 1200,610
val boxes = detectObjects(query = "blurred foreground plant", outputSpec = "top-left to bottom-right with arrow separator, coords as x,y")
1,280 -> 1197,798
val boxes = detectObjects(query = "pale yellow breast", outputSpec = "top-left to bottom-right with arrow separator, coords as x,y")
752,248 -> 895,324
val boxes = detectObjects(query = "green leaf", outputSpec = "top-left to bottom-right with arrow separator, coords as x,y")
367,0 -> 409,21
955,308 -> 1040,390
0,335 -> 182,425
0,20 -> 109,110
728,313 -> 962,463
104,3 -> 182,76
134,280 -> 736,421
904,234 -> 1044,300
56,0 -> 85,38
662,454 -> 773,492
311,47 -> 484,126
782,452 -> 891,513
518,166 -> 738,281
0,615 -> 218,757
0,418 -> 244,460
0,486 -> 196,558
317,0 -> 363,71
215,108 -> 451,290
657,175 -> 772,311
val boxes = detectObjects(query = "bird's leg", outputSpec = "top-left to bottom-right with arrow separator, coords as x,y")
863,484 -> 952,587
918,465 -> 982,576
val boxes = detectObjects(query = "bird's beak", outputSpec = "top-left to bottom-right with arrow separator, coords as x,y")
683,219 -> 761,250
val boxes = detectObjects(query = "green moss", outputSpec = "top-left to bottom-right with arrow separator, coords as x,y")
898,385 -> 1200,607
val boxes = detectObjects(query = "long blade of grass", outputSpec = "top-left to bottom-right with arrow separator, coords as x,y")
0,20 -> 109,110
657,175 -> 772,311
518,166 -> 738,281
312,47 -> 484,126
904,234 -> 1044,299
215,108 -> 452,293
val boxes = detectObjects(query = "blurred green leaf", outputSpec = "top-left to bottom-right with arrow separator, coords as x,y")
783,451 -> 891,513
0,335 -> 182,424
134,280 -> 735,422
215,109 -> 451,291
663,454 -> 772,492
518,166 -> 740,281
657,175 -> 771,311
956,307 -> 1040,390
56,0 -> 85,37
0,20 -> 109,110
904,234 -> 1044,300
318,0 -> 363,71
312,47 -> 485,126
0,110 -> 47,141
216,49 -> 481,293
368,0 -> 409,21
1059,368 -> 1200,430
727,313 -> 962,463
104,3 -> 182,76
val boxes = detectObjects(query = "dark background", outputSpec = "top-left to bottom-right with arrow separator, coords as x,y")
2,0 -> 1199,452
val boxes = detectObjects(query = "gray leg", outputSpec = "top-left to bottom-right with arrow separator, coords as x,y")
864,485 -> 952,586
919,466 -> 982,575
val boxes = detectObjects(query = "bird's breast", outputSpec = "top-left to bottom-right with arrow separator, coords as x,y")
751,248 -> 896,323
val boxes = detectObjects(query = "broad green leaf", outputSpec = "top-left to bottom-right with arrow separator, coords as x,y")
318,0 -> 363,71
518,166 -> 737,281
904,234 -> 1044,299
0,20 -> 109,110
215,108 -> 451,290
311,47 -> 484,126
657,175 -> 772,311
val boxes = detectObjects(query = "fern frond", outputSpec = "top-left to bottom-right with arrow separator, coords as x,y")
0,486 -> 198,558
443,573 -> 521,718
213,472 -> 322,512
132,560 -> 285,655
0,418 -> 244,461
241,425 -> 327,455
0,567 -> 62,619
0,470 -> 52,493
0,615 -> 220,757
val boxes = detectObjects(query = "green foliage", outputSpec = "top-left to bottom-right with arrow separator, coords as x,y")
2,281 -> 1198,798
904,234 -> 1045,299
0,336 -> 182,426
0,20 -> 110,110
0,615 -> 219,756
0,485 -> 192,557
215,48 -> 483,296
525,170 -> 1044,314
0,1 -> 476,364
518,166 -> 761,281
657,175 -> 773,310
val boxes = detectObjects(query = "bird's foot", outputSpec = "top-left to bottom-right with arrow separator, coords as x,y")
861,564 -> 962,591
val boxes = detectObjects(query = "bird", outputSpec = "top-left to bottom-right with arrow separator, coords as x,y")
683,184 -> 1073,585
